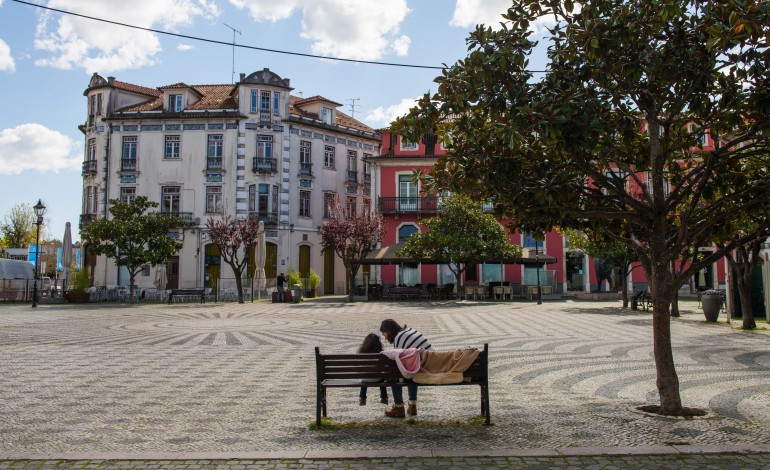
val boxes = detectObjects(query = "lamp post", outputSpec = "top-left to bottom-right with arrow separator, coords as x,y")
535,238 -> 542,305
31,199 -> 46,308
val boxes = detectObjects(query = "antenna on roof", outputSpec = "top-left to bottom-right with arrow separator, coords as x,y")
223,23 -> 242,84
297,91 -> 303,97
347,98 -> 361,118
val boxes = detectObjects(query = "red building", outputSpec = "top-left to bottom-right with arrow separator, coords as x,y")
365,128 -> 727,297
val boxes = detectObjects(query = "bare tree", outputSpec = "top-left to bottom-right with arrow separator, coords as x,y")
206,213 -> 264,303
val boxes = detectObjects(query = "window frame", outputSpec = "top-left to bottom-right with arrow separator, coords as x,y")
164,135 -> 180,160
161,186 -> 181,213
169,94 -> 183,112
399,136 -> 418,151
207,134 -> 223,158
323,145 -> 335,168
205,186 -> 223,214
120,186 -> 136,205
299,190 -> 311,217
122,136 -> 138,160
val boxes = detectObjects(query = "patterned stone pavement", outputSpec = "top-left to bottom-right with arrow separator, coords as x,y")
1,297 -> 769,468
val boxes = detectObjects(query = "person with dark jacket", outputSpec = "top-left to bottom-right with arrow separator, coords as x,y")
276,272 -> 286,302
379,319 -> 432,418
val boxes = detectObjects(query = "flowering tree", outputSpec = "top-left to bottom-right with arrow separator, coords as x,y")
319,198 -> 384,302
206,214 -> 265,303
394,0 -> 770,415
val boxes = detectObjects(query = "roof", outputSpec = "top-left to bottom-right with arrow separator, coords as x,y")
117,84 -> 237,112
293,94 -> 343,107
288,96 -> 375,134
112,80 -> 162,98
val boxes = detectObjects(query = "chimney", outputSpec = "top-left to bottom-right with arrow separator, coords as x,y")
239,73 -> 245,82
107,76 -> 115,86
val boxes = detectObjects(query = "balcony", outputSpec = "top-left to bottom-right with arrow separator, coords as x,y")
159,211 -> 196,225
259,111 -> 272,124
120,158 -> 137,171
299,162 -> 313,177
363,173 -> 371,185
253,157 -> 277,173
82,160 -> 97,176
248,211 -> 279,227
79,213 -> 97,230
346,170 -> 358,183
207,156 -> 223,170
378,197 -> 440,214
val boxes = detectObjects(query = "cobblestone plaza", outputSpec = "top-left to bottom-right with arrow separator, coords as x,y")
1,297 -> 769,468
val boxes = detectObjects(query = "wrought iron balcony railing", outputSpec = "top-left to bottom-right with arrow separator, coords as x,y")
299,162 -> 313,176
253,157 -> 277,173
363,173 -> 371,185
346,170 -> 358,183
248,211 -> 279,226
159,211 -> 196,225
82,160 -> 97,175
378,197 -> 440,214
207,156 -> 223,170
120,158 -> 137,171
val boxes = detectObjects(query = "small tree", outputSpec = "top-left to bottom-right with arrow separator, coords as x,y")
206,213 -> 265,304
398,193 -> 522,292
319,198 -> 384,302
1,203 -> 38,248
82,197 -> 184,303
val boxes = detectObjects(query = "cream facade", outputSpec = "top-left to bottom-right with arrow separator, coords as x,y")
80,69 -> 379,295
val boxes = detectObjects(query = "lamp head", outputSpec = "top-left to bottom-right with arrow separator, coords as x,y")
33,199 -> 46,218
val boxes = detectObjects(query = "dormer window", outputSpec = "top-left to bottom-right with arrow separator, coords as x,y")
321,106 -> 333,125
169,94 -> 183,112
400,137 -> 418,151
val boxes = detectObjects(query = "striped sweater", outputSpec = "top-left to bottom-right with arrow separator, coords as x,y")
393,327 -> 432,351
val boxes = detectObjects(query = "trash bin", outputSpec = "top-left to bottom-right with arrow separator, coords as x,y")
291,284 -> 302,303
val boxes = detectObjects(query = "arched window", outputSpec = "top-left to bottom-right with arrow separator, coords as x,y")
398,224 -> 418,242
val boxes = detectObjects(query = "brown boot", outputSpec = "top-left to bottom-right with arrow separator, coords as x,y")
407,403 -> 417,416
384,405 -> 405,418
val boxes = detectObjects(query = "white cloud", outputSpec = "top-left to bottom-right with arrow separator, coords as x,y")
364,96 -> 419,129
230,0 -> 411,60
0,124 -> 81,175
177,43 -> 195,51
34,0 -> 220,73
450,0 -> 557,33
0,38 -> 15,72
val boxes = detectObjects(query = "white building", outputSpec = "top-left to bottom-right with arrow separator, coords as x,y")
80,68 -> 379,295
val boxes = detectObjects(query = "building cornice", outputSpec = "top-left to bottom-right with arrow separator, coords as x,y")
285,116 -> 380,141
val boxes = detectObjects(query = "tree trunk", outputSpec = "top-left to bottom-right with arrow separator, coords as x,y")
737,274 -> 756,330
670,290 -> 680,317
650,273 -> 683,415
129,271 -> 137,303
227,261 -> 245,303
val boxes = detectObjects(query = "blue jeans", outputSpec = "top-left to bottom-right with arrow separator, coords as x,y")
360,386 -> 388,401
390,384 -> 417,405
277,286 -> 285,302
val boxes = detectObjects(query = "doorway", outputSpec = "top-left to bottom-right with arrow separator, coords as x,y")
324,248 -> 335,294
566,251 -> 585,291
204,244 -> 220,294
166,256 -> 179,290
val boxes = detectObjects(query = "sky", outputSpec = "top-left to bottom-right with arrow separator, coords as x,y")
0,0 -> 542,244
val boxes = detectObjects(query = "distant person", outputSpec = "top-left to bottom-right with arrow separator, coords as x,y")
379,319 -> 432,418
357,333 -> 389,406
276,272 -> 286,302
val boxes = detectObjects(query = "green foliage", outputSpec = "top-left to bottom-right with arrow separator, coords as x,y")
287,269 -> 302,286
82,197 -> 184,301
1,203 -> 37,248
308,268 -> 321,289
398,194 -> 521,287
70,268 -> 91,294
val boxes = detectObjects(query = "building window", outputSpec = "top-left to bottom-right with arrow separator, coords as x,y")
398,224 -> 419,242
248,184 -> 256,212
323,193 -> 336,219
206,186 -> 222,213
522,232 -> 540,250
251,90 -> 258,113
207,134 -> 223,157
261,91 -> 271,112
362,198 -> 371,215
299,191 -> 311,217
120,187 -> 136,205
321,107 -> 332,125
300,140 -> 312,164
398,174 -> 417,211
164,135 -> 180,159
347,150 -> 357,171
169,94 -> 183,112
258,184 -> 270,213
257,135 -> 272,159
161,186 -> 180,213
96,93 -> 102,116
346,197 -> 356,217
273,91 -> 280,115
87,138 -> 96,161
324,145 -> 335,168
85,186 -> 94,213
122,136 -> 137,159
400,137 -> 418,150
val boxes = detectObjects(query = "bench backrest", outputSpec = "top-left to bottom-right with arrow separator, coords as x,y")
316,344 -> 488,382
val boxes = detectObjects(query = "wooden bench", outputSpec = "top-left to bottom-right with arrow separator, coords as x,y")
314,344 -> 490,427
167,288 -> 206,304
386,286 -> 422,301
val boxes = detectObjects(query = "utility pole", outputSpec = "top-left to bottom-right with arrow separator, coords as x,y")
347,98 -> 361,118
223,23 -> 242,84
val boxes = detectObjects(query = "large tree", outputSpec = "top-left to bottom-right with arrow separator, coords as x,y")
205,214 -> 264,303
82,197 -> 184,303
398,193 -> 522,291
1,203 -> 38,248
395,0 -> 770,415
319,198 -> 384,302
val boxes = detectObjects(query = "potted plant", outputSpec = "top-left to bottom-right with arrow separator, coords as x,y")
308,269 -> 320,298
701,289 -> 723,322
65,269 -> 91,303
287,269 -> 302,303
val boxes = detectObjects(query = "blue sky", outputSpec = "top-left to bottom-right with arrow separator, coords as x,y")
0,0 -> 542,243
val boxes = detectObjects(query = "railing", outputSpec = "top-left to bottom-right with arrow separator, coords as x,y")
299,162 -> 313,176
120,158 -> 137,171
363,173 -> 371,185
378,197 -> 440,214
248,211 -> 279,226
79,213 -> 97,229
159,211 -> 195,225
346,170 -> 358,183
82,160 -> 97,175
259,111 -> 272,123
252,157 -> 277,173
207,156 -> 223,170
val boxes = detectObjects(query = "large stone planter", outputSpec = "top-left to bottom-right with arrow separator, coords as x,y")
702,292 -> 722,322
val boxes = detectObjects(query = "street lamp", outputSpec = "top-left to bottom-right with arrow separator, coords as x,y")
31,199 -> 45,308
535,237 -> 542,305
